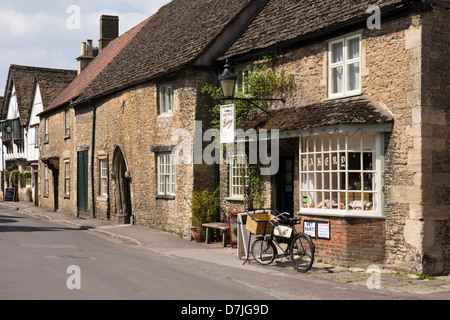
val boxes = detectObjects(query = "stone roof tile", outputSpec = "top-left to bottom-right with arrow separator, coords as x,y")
223,0 -> 411,59
240,95 -> 394,132
50,0 -> 257,110
2,65 -> 76,125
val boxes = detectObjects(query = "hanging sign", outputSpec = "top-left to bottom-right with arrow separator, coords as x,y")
3,123 -> 12,134
220,104 -> 235,144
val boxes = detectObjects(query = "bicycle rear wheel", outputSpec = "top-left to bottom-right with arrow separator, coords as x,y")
251,238 -> 276,265
289,233 -> 314,272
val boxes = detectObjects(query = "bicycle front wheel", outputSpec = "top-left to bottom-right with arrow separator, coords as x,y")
289,233 -> 314,272
251,238 -> 276,265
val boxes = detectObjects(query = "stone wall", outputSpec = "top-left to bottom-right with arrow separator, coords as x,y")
220,9 -> 449,272
419,6 -> 450,274
39,108 -> 75,215
74,69 -> 216,237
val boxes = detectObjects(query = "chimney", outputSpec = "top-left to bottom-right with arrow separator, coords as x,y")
76,40 -> 95,74
99,15 -> 119,52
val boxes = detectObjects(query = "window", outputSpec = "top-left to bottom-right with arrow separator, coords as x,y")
34,125 -> 39,148
235,65 -> 252,95
157,153 -> 175,196
44,165 -> 49,197
300,132 -> 381,215
99,159 -> 108,196
328,33 -> 361,98
64,161 -> 70,197
159,85 -> 174,115
229,154 -> 248,199
44,117 -> 49,143
64,110 -> 70,137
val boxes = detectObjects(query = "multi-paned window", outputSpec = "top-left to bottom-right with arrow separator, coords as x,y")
64,161 -> 70,197
99,159 -> 108,196
159,85 -> 174,115
235,65 -> 252,96
157,153 -> 175,196
229,154 -> 248,199
328,33 -> 361,98
299,132 -> 381,215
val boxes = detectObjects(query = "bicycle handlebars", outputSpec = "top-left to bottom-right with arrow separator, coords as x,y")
270,212 -> 301,226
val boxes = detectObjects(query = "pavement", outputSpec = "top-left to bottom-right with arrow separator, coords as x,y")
1,200 -> 450,298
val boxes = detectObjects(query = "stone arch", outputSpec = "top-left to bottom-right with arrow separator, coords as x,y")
112,144 -> 133,224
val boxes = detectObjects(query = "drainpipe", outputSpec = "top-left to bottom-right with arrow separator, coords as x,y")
88,100 -> 97,219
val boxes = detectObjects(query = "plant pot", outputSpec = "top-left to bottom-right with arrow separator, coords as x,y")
190,226 -> 205,242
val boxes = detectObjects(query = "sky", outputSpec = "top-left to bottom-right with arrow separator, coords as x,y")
0,0 -> 171,91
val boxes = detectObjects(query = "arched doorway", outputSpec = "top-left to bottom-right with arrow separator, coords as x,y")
112,145 -> 132,224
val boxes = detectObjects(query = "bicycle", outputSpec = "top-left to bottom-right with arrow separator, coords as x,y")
250,212 -> 315,273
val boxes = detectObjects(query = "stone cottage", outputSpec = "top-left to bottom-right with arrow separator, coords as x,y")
1,65 -> 76,203
218,0 -> 449,275
45,0 -> 269,235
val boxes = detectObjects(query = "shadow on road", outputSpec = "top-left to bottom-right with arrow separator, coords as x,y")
0,214 -> 92,233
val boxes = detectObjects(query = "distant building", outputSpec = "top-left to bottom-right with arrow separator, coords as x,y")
0,65 -> 76,203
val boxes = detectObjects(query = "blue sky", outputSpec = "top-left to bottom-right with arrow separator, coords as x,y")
0,0 -> 171,90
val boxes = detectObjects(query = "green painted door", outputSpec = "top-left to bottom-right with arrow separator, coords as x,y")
77,150 -> 88,215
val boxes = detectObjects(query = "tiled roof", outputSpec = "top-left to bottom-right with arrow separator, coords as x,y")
240,95 -> 394,132
2,65 -> 76,125
45,16 -> 150,113
223,0 -> 413,60
50,0 -> 258,110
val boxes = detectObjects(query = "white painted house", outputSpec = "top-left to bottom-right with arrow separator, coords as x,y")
1,65 -> 76,202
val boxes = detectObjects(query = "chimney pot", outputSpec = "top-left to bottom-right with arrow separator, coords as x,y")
87,39 -> 93,57
81,42 -> 87,56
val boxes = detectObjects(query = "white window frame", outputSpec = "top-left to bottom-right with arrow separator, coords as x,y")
234,65 -> 252,96
157,152 -> 175,196
328,32 -> 362,99
299,132 -> 383,218
44,165 -> 49,197
159,84 -> 174,115
228,154 -> 248,200
44,117 -> 49,143
99,158 -> 108,196
64,109 -> 70,137
34,125 -> 39,148
64,160 -> 70,197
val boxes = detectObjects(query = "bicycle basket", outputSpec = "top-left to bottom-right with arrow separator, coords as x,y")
246,213 -> 275,235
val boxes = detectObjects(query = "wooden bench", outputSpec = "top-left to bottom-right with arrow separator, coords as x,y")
202,222 -> 229,247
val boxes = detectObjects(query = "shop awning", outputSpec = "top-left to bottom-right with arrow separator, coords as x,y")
238,95 -> 394,139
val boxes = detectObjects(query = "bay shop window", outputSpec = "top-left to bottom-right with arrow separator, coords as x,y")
299,132 -> 383,216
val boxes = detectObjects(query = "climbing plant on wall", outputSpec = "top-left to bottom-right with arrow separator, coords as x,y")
202,54 -> 295,210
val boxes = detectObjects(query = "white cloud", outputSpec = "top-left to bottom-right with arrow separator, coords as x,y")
0,0 -> 170,90
0,10 -> 52,38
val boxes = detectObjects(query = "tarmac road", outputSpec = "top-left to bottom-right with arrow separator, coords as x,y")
0,203 -> 449,302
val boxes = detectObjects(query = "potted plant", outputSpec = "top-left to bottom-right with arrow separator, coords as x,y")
189,188 -> 219,242
26,188 -> 32,202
